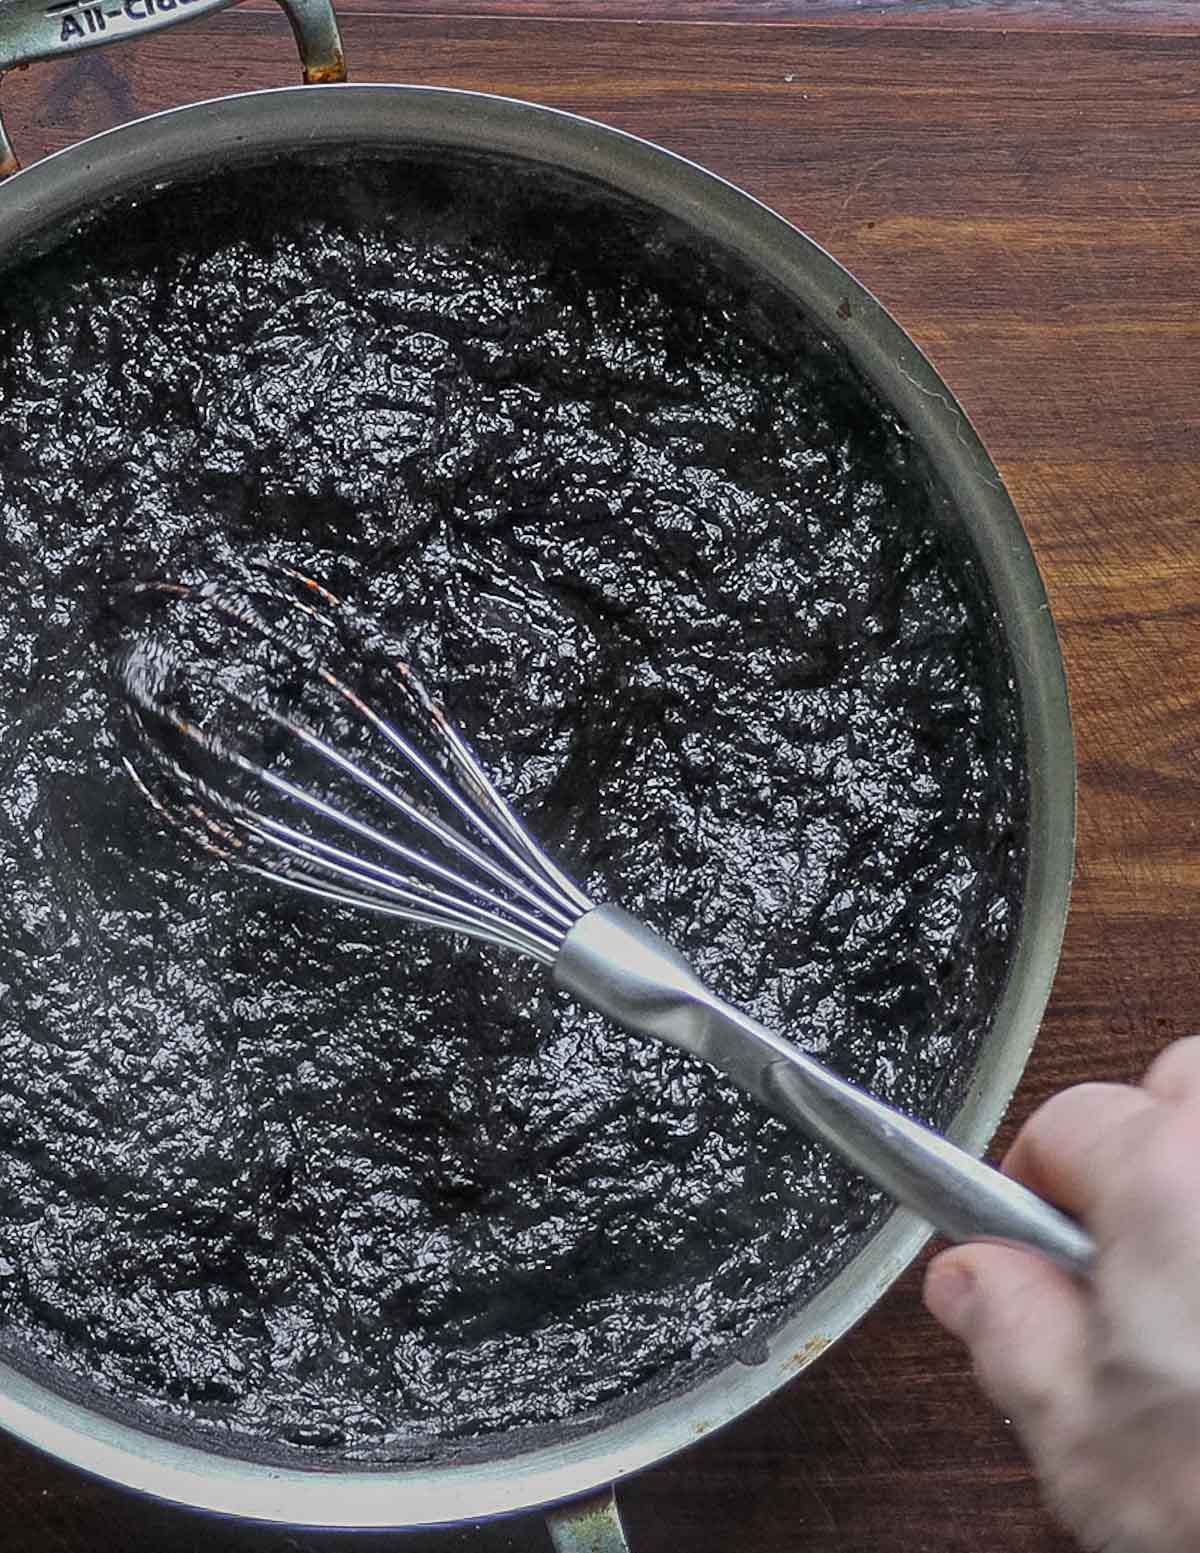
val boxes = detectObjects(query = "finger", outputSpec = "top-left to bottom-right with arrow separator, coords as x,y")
1143,1036 -> 1200,1103
924,1243 -> 1089,1451
1001,1082 -> 1158,1217
1094,1095 -> 1200,1277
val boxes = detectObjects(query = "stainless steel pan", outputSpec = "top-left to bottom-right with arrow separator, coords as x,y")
0,4 -> 1075,1546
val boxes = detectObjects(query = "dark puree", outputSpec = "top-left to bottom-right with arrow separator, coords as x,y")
0,157 -> 1025,1457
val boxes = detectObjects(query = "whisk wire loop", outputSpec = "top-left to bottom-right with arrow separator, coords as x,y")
253,692 -> 579,933
232,564 -> 589,921
118,564 -> 590,963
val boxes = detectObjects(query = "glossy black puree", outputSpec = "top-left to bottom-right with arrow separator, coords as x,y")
0,158 -> 1024,1458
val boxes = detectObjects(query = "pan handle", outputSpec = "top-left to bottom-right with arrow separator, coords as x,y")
0,0 -> 346,176
546,1487 -> 632,1552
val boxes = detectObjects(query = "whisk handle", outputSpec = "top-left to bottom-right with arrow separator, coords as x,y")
756,1042 -> 1096,1277
555,905 -> 1095,1279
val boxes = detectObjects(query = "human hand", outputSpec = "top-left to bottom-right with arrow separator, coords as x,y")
924,1036 -> 1200,1552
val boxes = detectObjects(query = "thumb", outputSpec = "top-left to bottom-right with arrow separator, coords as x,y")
924,1243 -> 1091,1450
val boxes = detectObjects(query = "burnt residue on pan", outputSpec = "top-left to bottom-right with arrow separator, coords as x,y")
0,155 -> 1025,1458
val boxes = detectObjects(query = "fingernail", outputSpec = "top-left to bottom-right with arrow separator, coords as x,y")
924,1260 -> 977,1338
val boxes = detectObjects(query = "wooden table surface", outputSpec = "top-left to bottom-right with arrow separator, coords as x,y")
1,2 -> 1198,1549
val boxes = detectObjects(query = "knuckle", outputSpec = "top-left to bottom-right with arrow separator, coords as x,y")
1016,1082 -> 1133,1160
1004,1088 -> 1083,1176
1116,1108 -> 1200,1217
1144,1035 -> 1200,1101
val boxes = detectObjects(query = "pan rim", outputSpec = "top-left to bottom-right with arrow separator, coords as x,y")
0,80 -> 1075,1528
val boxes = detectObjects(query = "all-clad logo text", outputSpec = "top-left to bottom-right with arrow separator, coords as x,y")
48,0 -> 206,45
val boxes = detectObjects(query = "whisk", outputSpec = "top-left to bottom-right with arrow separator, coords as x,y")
117,561 -> 1093,1276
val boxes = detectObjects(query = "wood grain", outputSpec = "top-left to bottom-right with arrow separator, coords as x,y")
242,0 -> 1200,33
0,7 -> 1198,1553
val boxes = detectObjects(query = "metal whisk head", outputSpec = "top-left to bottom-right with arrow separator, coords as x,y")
115,562 -> 593,967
